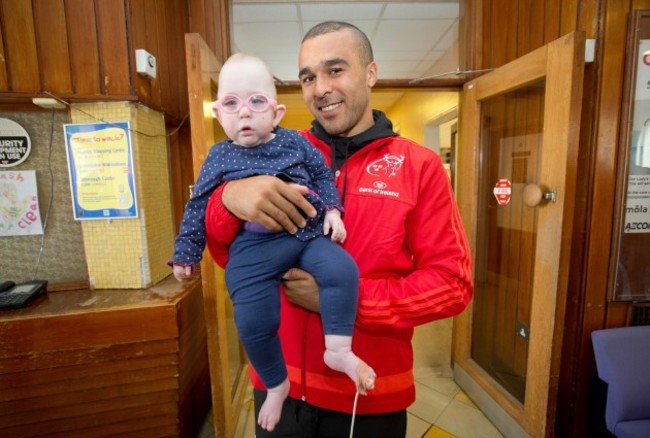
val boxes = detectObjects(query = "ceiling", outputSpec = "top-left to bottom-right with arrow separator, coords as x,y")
230,1 -> 460,123
231,0 -> 460,83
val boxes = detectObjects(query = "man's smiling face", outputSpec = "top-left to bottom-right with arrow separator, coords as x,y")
298,29 -> 377,138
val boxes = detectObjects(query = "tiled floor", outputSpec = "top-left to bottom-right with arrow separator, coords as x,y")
198,320 -> 503,438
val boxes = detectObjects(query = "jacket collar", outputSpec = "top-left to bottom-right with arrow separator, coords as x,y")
310,110 -> 398,170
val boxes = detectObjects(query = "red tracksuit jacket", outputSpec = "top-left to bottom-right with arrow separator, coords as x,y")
204,128 -> 473,415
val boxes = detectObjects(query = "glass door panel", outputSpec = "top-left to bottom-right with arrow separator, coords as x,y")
471,82 -> 545,403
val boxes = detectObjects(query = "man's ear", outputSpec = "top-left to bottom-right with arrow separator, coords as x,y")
273,104 -> 287,126
367,61 -> 378,88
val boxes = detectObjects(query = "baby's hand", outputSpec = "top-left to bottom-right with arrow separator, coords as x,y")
172,264 -> 193,282
323,209 -> 346,243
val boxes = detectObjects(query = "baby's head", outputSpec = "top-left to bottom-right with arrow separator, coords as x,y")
213,53 -> 286,147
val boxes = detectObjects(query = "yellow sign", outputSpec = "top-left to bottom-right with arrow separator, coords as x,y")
64,122 -> 137,219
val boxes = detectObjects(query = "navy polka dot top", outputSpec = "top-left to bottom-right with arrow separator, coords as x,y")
171,127 -> 342,265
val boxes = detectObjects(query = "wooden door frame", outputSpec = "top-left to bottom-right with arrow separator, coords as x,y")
185,33 -> 249,438
454,31 -> 584,437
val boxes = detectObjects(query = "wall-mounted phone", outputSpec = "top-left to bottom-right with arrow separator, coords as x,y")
0,280 -> 48,310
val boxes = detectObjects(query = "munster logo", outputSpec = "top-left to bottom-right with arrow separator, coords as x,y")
366,154 -> 405,177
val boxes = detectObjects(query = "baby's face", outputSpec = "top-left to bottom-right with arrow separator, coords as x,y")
213,58 -> 283,147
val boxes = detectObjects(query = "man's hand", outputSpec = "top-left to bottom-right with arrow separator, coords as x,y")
282,268 -> 320,312
222,175 -> 317,234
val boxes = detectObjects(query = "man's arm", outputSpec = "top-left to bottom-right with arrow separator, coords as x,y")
223,175 -> 316,233
355,157 -> 473,329
204,175 -> 317,268
205,184 -> 241,268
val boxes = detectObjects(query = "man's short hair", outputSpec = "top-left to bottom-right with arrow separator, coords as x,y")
302,21 -> 374,67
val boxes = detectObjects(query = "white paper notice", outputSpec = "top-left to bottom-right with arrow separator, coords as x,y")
625,175 -> 650,233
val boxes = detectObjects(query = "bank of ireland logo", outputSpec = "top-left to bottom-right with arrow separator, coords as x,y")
366,154 -> 405,177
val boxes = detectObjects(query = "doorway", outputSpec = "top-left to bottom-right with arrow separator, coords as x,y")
453,32 -> 585,437
424,107 -> 458,189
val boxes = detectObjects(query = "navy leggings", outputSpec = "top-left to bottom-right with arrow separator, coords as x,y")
225,230 -> 359,389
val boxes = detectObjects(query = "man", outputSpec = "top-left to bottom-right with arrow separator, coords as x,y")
204,21 -> 473,437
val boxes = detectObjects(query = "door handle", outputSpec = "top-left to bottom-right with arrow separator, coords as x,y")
523,184 -> 556,207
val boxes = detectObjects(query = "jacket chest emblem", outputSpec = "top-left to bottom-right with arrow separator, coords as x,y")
358,154 -> 405,199
366,154 -> 405,177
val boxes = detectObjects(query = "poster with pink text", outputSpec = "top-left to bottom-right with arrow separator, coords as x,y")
0,170 -> 44,236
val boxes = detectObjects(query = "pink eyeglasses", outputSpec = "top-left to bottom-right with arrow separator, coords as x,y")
214,94 -> 277,113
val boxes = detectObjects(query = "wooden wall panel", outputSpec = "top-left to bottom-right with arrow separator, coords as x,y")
487,0 -> 509,66
556,35 -> 600,438
0,16 -> 7,90
177,273 -> 211,437
170,0 -> 190,119
560,0 -> 579,36
481,0 -> 597,69
128,0 -> 189,122
64,0 -> 101,96
573,2 -> 630,436
0,0 -> 189,121
543,0 -> 562,43
155,0 -> 172,112
144,0 -> 163,107
169,124 -> 194,233
33,0 -> 73,94
578,0 -> 601,37
1,0 -> 39,92
188,0 -> 230,62
95,0 -> 131,96
527,0 -> 545,54
129,0 -> 154,102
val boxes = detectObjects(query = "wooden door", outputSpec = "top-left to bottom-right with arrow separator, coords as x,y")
453,31 -> 585,437
184,33 -> 248,438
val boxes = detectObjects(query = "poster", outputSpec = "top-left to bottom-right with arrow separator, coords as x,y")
624,175 -> 650,233
632,40 -> 650,168
627,39 -> 650,233
63,122 -> 138,220
0,170 -> 44,236
614,33 -> 650,301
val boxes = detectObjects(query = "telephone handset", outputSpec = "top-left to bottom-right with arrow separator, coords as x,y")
0,281 -> 16,292
0,280 -> 48,310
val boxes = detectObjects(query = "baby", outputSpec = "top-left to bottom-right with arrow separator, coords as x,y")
170,53 -> 375,431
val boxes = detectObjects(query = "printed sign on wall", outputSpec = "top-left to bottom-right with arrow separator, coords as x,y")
0,170 -> 44,236
63,122 -> 138,220
0,118 -> 31,167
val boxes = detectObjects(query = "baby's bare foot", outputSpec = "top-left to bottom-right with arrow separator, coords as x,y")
324,349 -> 376,395
258,378 -> 289,431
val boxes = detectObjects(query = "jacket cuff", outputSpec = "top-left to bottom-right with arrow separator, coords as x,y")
205,183 -> 242,268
